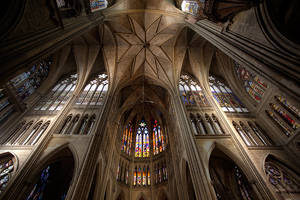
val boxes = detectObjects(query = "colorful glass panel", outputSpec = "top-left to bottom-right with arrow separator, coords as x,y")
275,96 -> 300,120
270,103 -> 299,130
135,120 -> 150,158
179,74 -> 209,106
121,123 -> 133,155
153,120 -> 166,155
266,110 -> 291,137
181,1 -> 200,16
137,168 -> 142,186
0,157 -> 14,195
209,76 -> 248,113
90,0 -> 107,12
235,63 -> 268,103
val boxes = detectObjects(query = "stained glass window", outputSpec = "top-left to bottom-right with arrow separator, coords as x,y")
209,76 -> 248,113
121,122 -> 133,155
0,156 -> 14,195
233,121 -> 252,146
275,96 -> 300,120
135,120 -> 150,158
265,157 -> 300,196
76,74 -> 108,106
153,120 -> 166,155
179,74 -> 209,106
133,167 -> 137,186
181,0 -> 202,16
235,63 -> 269,103
90,0 -> 108,12
10,58 -> 51,101
147,166 -> 151,186
34,74 -> 77,111
0,89 -> 14,125
266,110 -> 292,137
270,103 -> 299,130
137,167 -> 142,186
234,166 -> 254,200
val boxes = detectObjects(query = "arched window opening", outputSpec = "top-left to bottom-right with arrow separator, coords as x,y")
85,115 -> 96,135
76,74 -> 108,106
270,103 -> 299,130
190,114 -> 198,135
265,156 -> 300,199
211,114 -> 224,135
205,114 -> 216,135
135,120 -> 150,158
77,115 -> 89,135
25,150 -> 74,200
209,76 -> 248,113
235,62 -> 269,103
0,121 -> 26,145
59,115 -> 73,135
28,121 -> 50,145
34,74 -> 77,111
0,89 -> 15,125
90,0 -> 108,12
275,96 -> 300,120
186,163 -> 196,200
209,148 -> 258,200
9,58 -> 51,100
153,120 -> 165,155
248,122 -> 272,146
0,154 -> 15,195
68,114 -> 80,135
18,121 -> 43,145
10,121 -> 33,145
233,121 -> 252,146
197,114 -> 207,135
181,0 -> 203,16
179,74 -> 209,107
266,110 -> 292,137
240,121 -> 258,146
121,122 -> 133,155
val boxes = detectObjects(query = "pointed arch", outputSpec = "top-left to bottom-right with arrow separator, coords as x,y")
0,152 -> 17,195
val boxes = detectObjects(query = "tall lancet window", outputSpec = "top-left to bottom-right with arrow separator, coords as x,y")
34,74 -> 77,111
76,74 -> 108,106
209,76 -> 248,113
121,122 -> 133,155
153,120 -> 165,155
179,74 -> 209,106
135,120 -> 150,158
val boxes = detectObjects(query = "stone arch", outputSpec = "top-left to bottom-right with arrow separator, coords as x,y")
136,192 -> 149,200
0,152 -> 17,194
20,145 -> 76,200
157,188 -> 169,200
116,190 -> 126,200
208,146 -> 259,200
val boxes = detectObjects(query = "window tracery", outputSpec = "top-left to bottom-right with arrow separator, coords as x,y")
90,0 -> 108,12
233,121 -> 252,146
179,74 -> 209,107
121,122 -> 133,155
153,120 -> 165,155
34,74 -> 77,111
181,0 -> 204,16
209,76 -> 248,113
154,161 -> 168,185
265,158 -> 300,197
133,166 -> 151,187
0,155 -> 14,195
135,120 -> 150,158
76,74 -> 108,106
235,62 -> 269,103
275,96 -> 300,120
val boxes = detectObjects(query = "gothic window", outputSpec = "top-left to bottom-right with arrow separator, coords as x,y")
270,103 -> 299,130
68,115 -> 80,134
266,110 -> 292,137
265,156 -> 300,198
26,155 -> 74,200
121,122 -> 133,155
60,115 -> 72,134
248,122 -> 271,146
135,120 -> 150,158
0,121 -> 25,145
235,63 -> 269,103
90,0 -> 108,12
209,76 -> 248,113
234,166 -> 254,200
153,120 -> 165,155
179,74 -> 209,106
76,74 -> 108,106
34,74 -> 77,111
9,121 -> 33,145
233,121 -> 252,146
197,114 -> 207,135
240,121 -> 257,146
85,115 -> 96,135
133,166 -> 137,186
20,121 -> 43,145
9,58 -> 51,100
205,114 -> 216,135
0,89 -> 14,124
0,154 -> 14,195
211,114 -> 224,134
190,114 -> 198,135
181,0 -> 202,16
275,96 -> 300,120
147,166 -> 151,186
77,115 -> 89,135
27,121 -> 50,145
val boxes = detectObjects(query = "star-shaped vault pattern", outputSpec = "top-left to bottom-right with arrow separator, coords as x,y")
109,14 -> 179,85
